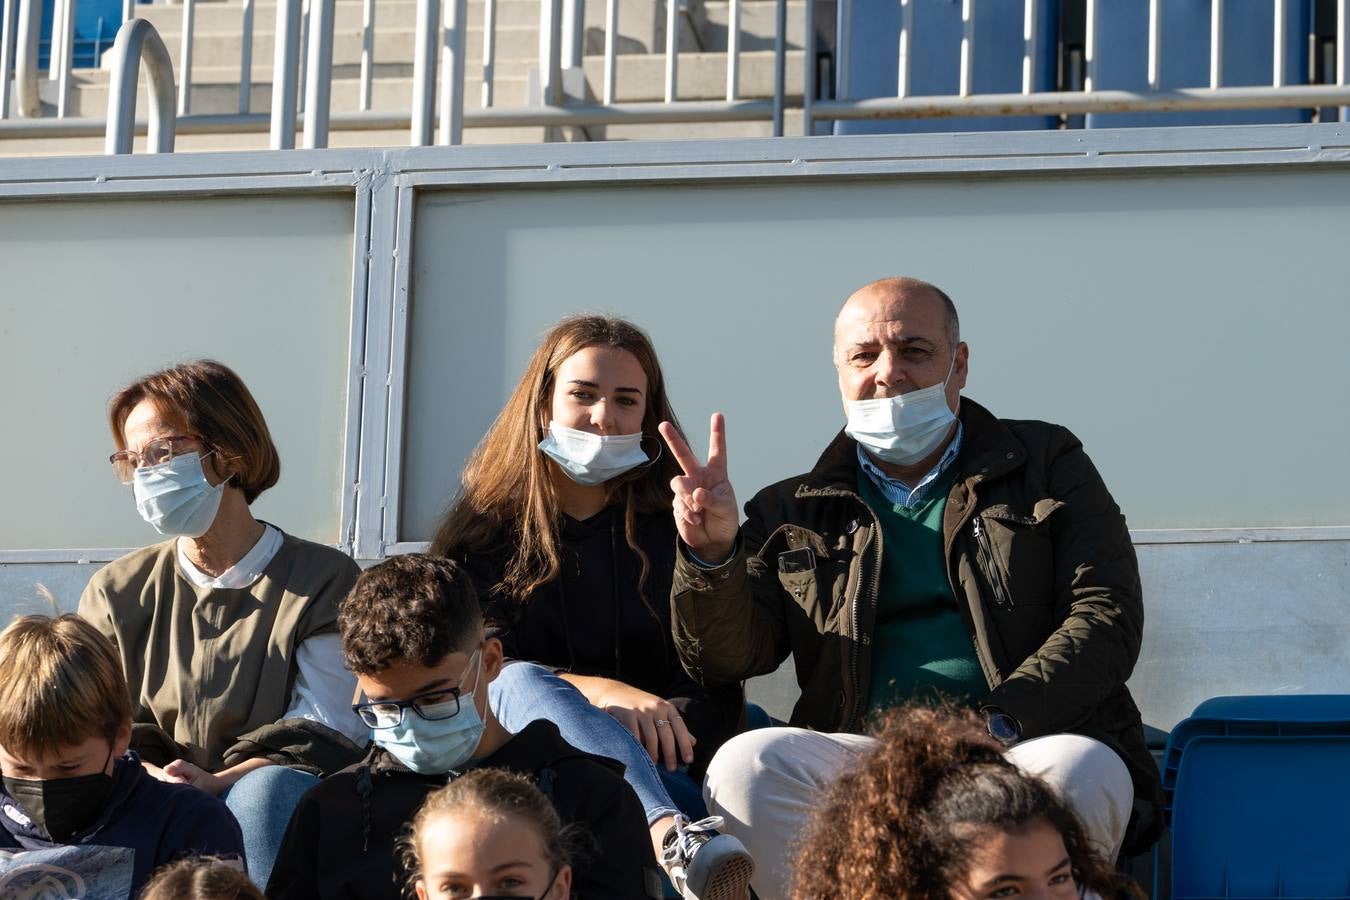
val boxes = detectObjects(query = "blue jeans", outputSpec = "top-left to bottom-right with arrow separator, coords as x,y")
489,661 -> 683,825
223,764 -> 319,888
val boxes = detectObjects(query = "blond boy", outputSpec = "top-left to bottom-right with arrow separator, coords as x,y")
0,614 -> 245,898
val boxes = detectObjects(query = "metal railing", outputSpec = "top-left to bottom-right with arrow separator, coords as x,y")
811,0 -> 1350,133
105,16 -> 176,151
3,0 -> 1350,149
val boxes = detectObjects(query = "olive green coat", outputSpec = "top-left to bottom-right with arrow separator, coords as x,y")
671,398 -> 1163,852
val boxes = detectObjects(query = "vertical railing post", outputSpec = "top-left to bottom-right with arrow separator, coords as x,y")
1021,0 -> 1036,94
411,0 -> 438,143
1339,0 -> 1347,121
833,0 -> 848,99
602,0 -> 616,103
55,0 -> 74,115
302,0 -> 333,147
49,0 -> 65,81
896,0 -> 911,96
121,0 -> 131,21
269,0 -> 301,149
1272,0 -> 1286,87
1083,0 -> 1097,92
14,0 -> 40,116
481,0 -> 495,106
1210,0 -> 1223,89
0,0 -> 16,118
802,0 -> 814,133
239,0 -> 254,113
958,0 -> 974,97
105,17 -> 176,153
297,0 -> 309,111
771,0 -> 783,134
725,0 -> 739,100
438,0 -> 466,144
1146,0 -> 1161,90
360,0 -> 375,109
538,0 -> 562,105
178,0 -> 194,114
561,0 -> 581,68
663,0 -> 676,101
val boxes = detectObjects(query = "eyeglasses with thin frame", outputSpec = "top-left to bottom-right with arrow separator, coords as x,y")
108,435 -> 203,484
353,649 -> 482,730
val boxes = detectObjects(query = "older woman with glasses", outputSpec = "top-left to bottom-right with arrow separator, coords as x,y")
78,359 -> 368,888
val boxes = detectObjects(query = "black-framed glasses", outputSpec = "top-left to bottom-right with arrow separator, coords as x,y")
108,435 -> 203,484
352,650 -> 481,730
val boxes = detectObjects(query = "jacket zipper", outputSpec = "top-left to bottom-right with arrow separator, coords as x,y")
972,515 -> 1015,610
844,501 -> 883,732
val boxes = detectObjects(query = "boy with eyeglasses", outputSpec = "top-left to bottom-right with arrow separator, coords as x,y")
267,553 -> 662,900
0,612 -> 245,898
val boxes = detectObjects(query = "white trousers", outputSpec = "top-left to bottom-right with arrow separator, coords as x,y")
703,727 -> 1134,900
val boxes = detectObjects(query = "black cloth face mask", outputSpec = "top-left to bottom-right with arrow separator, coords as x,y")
3,751 -> 114,842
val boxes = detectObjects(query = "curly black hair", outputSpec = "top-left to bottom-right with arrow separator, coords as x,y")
790,704 -> 1143,900
338,554 -> 482,675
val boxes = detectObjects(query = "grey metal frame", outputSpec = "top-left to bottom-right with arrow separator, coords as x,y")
1,124 -> 1348,559
104,17 -> 176,153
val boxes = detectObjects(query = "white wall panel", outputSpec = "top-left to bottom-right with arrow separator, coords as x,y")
0,195 -> 355,550
401,170 -> 1350,540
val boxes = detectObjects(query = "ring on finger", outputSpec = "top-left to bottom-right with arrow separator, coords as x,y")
655,719 -> 670,728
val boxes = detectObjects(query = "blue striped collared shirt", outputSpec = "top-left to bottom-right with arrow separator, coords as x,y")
856,422 -> 964,509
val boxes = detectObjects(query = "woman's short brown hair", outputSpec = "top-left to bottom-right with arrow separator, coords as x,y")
109,360 -> 280,504
0,614 -> 131,759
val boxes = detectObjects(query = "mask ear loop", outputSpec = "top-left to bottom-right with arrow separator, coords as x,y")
632,433 -> 664,473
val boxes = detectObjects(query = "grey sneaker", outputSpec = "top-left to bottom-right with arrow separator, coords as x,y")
660,814 -> 755,900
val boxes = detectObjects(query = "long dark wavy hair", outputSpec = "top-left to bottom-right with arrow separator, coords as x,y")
430,315 -> 683,604
791,705 -> 1144,900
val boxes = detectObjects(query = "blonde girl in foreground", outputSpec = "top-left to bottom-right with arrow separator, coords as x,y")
407,768 -> 574,900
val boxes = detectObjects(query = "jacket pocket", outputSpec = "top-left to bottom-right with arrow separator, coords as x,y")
973,500 -> 1065,608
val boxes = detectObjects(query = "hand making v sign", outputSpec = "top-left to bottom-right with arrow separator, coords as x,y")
658,413 -> 740,564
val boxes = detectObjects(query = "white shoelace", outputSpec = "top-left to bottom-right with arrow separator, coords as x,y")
661,814 -> 726,868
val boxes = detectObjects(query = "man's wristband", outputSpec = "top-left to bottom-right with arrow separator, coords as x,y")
684,536 -> 739,570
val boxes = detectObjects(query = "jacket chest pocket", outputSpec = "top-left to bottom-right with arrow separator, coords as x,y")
768,526 -> 848,631
972,499 -> 1064,609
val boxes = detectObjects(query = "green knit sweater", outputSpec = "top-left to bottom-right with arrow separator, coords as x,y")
858,469 -> 987,717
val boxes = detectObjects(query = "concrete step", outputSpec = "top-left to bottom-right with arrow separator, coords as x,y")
698,0 -> 806,51
137,0 -> 547,32
65,70 -> 532,115
150,24 -> 544,70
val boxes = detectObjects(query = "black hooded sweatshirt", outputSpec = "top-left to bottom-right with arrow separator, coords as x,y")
266,720 -> 661,900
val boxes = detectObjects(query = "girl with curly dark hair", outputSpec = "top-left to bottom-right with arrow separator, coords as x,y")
790,705 -> 1143,900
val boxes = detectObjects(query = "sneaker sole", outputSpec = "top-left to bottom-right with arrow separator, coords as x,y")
693,851 -> 754,900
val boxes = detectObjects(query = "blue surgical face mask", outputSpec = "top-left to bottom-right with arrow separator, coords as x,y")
538,421 -> 651,486
375,652 -> 487,775
843,354 -> 958,467
132,451 -> 228,538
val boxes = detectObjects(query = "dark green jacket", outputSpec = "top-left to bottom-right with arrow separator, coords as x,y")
671,397 -> 1163,853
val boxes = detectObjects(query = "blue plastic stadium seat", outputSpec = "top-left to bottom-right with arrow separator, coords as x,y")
1171,736 -> 1350,900
38,0 -> 123,69
1086,0 -> 1313,129
834,0 -> 1060,136
1161,695 -> 1350,818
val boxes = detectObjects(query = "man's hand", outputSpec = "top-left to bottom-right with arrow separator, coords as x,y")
658,413 -> 739,563
565,674 -> 696,772
162,758 -> 227,796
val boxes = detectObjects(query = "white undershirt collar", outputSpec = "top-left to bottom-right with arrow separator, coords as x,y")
177,523 -> 283,589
